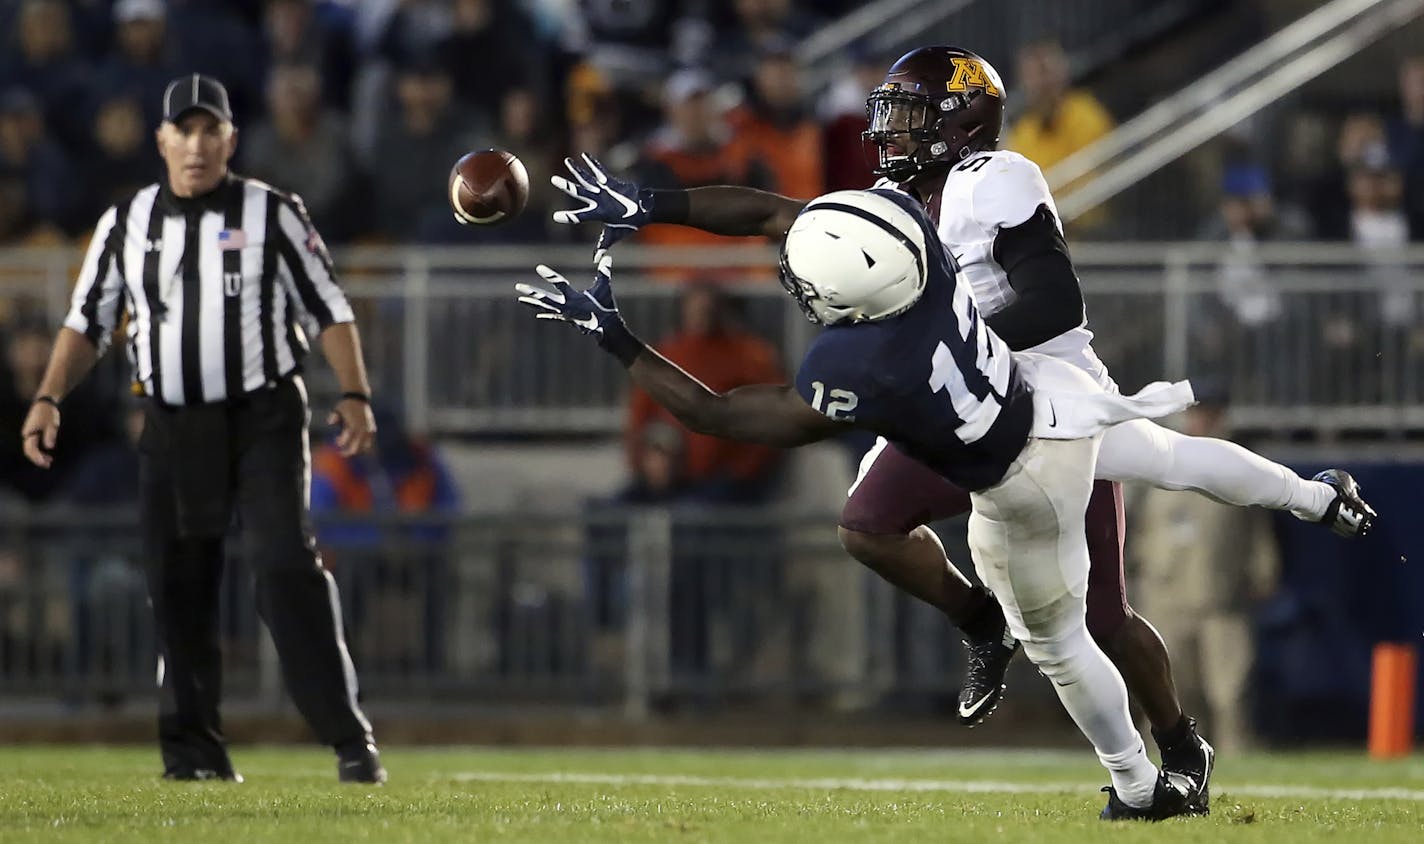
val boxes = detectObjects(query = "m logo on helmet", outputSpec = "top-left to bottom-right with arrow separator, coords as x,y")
946,57 -> 1001,97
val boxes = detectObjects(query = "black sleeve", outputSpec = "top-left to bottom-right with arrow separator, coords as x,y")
985,204 -> 1086,351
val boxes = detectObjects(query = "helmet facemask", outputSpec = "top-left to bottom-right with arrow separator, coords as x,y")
778,248 -> 823,324
863,84 -> 990,183
863,86 -> 940,182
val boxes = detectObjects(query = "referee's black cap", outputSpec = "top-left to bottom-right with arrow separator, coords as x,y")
162,73 -> 232,124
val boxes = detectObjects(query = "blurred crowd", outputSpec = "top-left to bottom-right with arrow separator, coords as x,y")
1204,56 -> 1424,250
2,0 -> 1415,251
5,0 -> 1418,246
0,0 -> 862,247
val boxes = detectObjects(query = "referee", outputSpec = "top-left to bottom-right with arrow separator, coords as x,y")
20,74 -> 386,784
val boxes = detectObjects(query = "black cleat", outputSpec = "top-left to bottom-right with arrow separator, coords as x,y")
956,604 -> 1021,727
163,766 -> 243,783
337,742 -> 388,784
1099,769 -> 1203,822
1157,717 -> 1214,815
1314,469 -> 1377,537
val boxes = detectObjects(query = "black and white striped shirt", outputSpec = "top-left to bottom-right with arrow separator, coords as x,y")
64,174 -> 354,406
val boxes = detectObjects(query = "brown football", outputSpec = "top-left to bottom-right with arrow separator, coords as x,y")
448,149 -> 529,226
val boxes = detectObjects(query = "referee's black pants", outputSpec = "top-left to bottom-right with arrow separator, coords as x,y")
140,376 -> 372,775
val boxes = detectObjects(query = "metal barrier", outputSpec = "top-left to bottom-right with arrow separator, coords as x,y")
0,506 -> 969,716
3,242 -> 1424,436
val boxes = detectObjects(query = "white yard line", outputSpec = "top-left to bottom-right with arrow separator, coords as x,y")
449,770 -> 1424,802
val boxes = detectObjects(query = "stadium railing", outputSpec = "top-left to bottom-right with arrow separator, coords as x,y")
4,242 -> 1423,439
4,469 -> 1412,734
0,505 -> 959,718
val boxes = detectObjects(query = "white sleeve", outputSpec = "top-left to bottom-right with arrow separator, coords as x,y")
63,206 -> 126,353
970,154 -> 1060,232
274,196 -> 354,328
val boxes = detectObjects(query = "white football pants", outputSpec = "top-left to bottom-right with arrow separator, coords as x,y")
968,435 -> 1158,806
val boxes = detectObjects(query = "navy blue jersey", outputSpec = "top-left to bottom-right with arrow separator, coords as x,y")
794,190 -> 1034,491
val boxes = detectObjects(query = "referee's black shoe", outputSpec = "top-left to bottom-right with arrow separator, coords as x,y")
337,741 -> 387,784
162,766 -> 243,783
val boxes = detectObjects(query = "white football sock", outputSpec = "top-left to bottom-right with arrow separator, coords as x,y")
1021,621 -> 1158,808
1288,479 -> 1336,523
1099,738 -> 1159,808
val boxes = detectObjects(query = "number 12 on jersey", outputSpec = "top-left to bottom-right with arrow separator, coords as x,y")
809,381 -> 858,420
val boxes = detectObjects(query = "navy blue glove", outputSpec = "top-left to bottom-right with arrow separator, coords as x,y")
516,251 -> 645,365
551,154 -> 653,251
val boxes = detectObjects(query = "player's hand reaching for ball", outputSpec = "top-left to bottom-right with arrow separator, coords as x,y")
551,154 -> 652,251
516,250 -> 646,366
517,250 -> 623,337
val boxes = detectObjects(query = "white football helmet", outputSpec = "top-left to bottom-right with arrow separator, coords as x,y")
778,190 -> 929,325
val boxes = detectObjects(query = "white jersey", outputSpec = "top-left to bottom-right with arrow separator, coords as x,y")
875,150 -> 1114,390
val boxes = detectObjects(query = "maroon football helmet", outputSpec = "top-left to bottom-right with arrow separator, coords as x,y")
863,46 -> 1007,183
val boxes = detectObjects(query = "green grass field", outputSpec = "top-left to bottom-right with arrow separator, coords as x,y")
2,746 -> 1422,842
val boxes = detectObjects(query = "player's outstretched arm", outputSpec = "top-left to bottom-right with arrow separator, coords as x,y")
516,253 -> 843,448
552,154 -> 806,249
682,186 -> 807,240
626,354 -> 843,447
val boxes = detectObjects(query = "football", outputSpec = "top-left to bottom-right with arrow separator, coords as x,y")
448,149 -> 529,226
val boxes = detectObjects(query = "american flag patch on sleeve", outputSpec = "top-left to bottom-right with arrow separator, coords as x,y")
304,228 -> 328,257
217,229 -> 247,250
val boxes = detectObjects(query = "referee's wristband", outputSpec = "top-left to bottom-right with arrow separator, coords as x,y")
33,395 -> 59,409
340,391 -> 371,404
